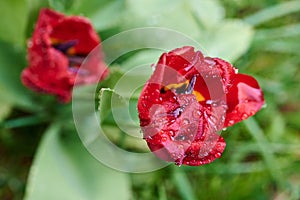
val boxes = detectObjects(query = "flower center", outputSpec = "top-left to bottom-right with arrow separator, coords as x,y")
51,39 -> 88,75
161,75 -> 205,102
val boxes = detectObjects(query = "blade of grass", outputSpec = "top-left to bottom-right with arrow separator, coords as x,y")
172,168 -> 196,200
255,23 -> 300,40
244,0 -> 300,26
158,184 -> 168,200
243,118 -> 285,188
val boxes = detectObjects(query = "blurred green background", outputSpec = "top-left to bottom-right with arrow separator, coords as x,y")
0,0 -> 300,199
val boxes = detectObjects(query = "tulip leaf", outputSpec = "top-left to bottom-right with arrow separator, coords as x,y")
89,0 -> 125,31
98,88 -> 139,128
188,0 -> 225,28
25,123 -> 131,200
123,0 -> 201,39
0,102 -> 11,123
199,20 -> 254,62
0,0 -> 29,46
120,49 -> 163,72
0,41 -> 36,110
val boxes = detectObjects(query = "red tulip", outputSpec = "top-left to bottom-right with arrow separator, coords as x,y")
21,8 -> 109,102
138,46 -> 264,166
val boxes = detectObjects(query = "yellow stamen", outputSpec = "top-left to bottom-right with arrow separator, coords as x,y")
163,80 -> 189,91
67,47 -> 76,55
192,91 -> 205,101
162,80 -> 205,102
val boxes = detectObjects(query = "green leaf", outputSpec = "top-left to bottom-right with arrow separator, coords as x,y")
89,0 -> 125,31
98,88 -> 139,129
199,20 -> 254,62
244,0 -> 300,26
0,40 -> 36,110
123,0 -> 201,39
0,0 -> 29,46
25,123 -> 131,200
188,0 -> 225,29
120,49 -> 163,71
98,88 -> 114,123
0,102 -> 11,123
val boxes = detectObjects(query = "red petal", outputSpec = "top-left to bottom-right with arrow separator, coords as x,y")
224,74 -> 265,127
50,17 -> 100,54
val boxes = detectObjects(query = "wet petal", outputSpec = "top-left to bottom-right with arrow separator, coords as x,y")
224,74 -> 265,127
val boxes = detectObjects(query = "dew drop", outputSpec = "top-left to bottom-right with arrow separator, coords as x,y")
242,113 -> 248,119
193,110 -> 201,118
169,130 -> 175,137
170,96 -> 177,103
182,118 -> 190,125
27,40 -> 33,48
214,152 -> 222,157
228,120 -> 235,125
206,100 -> 213,105
234,68 -> 239,74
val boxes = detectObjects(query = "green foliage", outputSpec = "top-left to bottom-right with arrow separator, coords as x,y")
0,41 -> 36,110
0,0 -> 29,46
25,123 -> 131,200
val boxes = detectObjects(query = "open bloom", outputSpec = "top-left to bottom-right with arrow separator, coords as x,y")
138,46 -> 264,166
21,8 -> 109,102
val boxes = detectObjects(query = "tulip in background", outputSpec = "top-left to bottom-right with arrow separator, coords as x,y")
21,9 -> 109,102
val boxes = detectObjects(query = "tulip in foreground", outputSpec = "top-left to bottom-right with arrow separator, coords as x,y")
138,46 -> 264,166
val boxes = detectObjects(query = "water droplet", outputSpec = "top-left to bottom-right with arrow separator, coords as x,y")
170,96 -> 177,103
214,152 -> 221,157
182,118 -> 190,125
193,110 -> 201,118
169,130 -> 175,137
206,100 -> 213,105
234,68 -> 239,74
222,128 -> 227,131
27,40 -> 33,48
228,120 -> 235,125
242,113 -> 248,119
